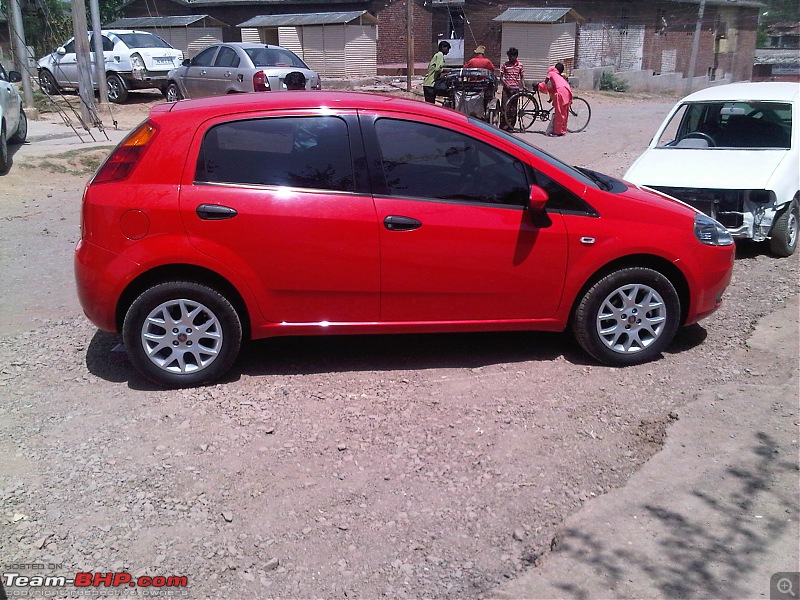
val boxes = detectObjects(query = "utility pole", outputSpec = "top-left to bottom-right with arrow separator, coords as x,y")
406,0 -> 414,92
8,0 -> 34,108
89,0 -> 108,104
71,0 -> 95,123
685,0 -> 706,95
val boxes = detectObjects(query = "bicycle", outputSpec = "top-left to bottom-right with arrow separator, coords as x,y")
504,86 -> 591,134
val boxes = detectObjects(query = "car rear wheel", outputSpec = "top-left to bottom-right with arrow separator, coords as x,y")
122,282 -> 243,388
9,107 -> 27,144
768,200 -> 798,257
38,70 -> 59,95
106,74 -> 129,104
165,82 -> 182,102
573,268 -> 680,366
0,122 -> 8,174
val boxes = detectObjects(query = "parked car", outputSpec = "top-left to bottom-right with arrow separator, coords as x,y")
624,82 -> 799,257
0,64 -> 28,173
165,42 -> 321,101
37,30 -> 184,103
75,91 -> 735,387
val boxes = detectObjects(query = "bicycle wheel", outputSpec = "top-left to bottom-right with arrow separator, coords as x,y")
506,91 -> 540,132
567,96 -> 591,133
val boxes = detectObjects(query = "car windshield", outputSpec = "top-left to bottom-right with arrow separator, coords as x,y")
246,47 -> 308,69
655,100 -> 792,150
471,118 -> 600,189
115,32 -> 173,49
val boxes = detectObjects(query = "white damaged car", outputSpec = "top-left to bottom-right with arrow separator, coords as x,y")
624,82 -> 799,256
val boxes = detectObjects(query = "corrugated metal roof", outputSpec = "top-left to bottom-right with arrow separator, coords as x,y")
493,8 -> 583,24
238,10 -> 377,28
667,0 -> 765,8
754,49 -> 800,65
106,15 -> 227,28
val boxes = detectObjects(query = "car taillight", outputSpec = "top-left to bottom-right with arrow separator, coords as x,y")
253,71 -> 270,92
92,121 -> 159,184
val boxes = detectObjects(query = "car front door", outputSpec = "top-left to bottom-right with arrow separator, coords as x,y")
366,116 -> 568,322
182,46 -> 218,98
0,65 -> 20,134
180,113 -> 380,325
50,39 -> 80,87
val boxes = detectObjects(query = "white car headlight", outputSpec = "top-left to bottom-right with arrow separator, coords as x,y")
694,213 -> 734,246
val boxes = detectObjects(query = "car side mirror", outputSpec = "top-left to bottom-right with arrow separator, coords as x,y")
182,58 -> 190,67
57,46 -> 67,55
8,71 -> 22,83
528,184 -> 548,212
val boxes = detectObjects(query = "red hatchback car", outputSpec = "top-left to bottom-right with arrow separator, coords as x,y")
75,91 -> 735,387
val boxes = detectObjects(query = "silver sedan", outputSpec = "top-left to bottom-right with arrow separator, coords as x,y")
165,42 -> 321,100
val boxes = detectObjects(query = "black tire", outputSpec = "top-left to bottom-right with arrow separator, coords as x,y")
165,82 -> 182,102
768,200 -> 799,257
9,107 -> 27,144
0,121 -> 8,174
567,96 -> 591,133
38,70 -> 59,95
505,91 -> 540,132
122,282 -> 243,388
106,73 -> 129,104
572,268 -> 680,366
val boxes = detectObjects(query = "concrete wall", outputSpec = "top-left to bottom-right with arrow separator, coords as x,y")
571,66 -> 733,93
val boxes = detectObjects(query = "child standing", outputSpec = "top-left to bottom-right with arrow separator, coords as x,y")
499,48 -> 525,131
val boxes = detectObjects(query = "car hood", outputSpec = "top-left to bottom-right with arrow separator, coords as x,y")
624,148 -> 787,190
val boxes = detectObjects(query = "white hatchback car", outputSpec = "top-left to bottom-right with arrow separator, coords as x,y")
37,30 -> 184,103
624,82 -> 799,256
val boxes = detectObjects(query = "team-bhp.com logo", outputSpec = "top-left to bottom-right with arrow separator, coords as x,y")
3,571 -> 188,594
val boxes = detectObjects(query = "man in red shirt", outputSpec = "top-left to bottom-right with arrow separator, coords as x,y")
464,46 -> 496,71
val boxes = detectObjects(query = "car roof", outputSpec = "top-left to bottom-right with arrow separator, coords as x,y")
155,90 -> 464,122
216,42 -> 289,50
680,82 -> 799,103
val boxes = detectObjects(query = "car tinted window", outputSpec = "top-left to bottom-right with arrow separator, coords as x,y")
214,46 -> 240,68
88,34 -> 115,52
374,118 -> 530,206
246,47 -> 307,69
191,46 -> 217,67
63,40 -> 75,53
196,116 -> 354,192
115,32 -> 172,49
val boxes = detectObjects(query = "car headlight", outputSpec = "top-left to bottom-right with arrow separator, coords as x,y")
694,213 -> 733,246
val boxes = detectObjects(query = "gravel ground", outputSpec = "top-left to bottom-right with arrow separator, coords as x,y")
0,86 -> 797,599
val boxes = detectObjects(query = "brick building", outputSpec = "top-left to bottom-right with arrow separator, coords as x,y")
116,0 -> 762,85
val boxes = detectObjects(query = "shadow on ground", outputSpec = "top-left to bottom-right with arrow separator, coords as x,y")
533,430 -> 797,599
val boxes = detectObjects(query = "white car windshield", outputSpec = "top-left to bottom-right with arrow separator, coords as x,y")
656,101 -> 792,150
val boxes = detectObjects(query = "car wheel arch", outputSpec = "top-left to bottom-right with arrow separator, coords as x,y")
566,254 -> 690,330
115,264 -> 252,340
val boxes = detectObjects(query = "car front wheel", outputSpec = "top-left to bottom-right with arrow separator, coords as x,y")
768,200 -> 798,257
572,268 -> 680,366
38,70 -> 59,95
106,73 -> 129,103
0,122 -> 8,173
122,282 -> 243,387
9,107 -> 27,144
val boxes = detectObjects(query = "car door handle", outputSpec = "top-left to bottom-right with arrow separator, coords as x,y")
196,204 -> 238,220
224,71 -> 232,77
384,215 -> 421,231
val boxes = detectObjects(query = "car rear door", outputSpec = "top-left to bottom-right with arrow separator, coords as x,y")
362,114 -> 569,322
179,112 -> 380,325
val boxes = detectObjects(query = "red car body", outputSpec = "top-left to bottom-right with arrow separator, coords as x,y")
75,91 -> 734,387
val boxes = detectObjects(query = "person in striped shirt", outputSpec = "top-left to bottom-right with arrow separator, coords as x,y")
499,47 -> 525,131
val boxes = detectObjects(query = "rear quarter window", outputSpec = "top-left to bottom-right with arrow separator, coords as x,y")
195,116 -> 355,192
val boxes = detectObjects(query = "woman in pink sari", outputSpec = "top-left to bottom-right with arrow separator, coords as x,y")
538,62 -> 572,136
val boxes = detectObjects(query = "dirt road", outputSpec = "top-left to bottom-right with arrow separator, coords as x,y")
1,88 -> 797,599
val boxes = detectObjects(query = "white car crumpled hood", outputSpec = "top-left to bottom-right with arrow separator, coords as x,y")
624,148 -> 786,190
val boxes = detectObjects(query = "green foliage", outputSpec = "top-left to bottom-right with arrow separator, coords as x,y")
599,71 -> 629,93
